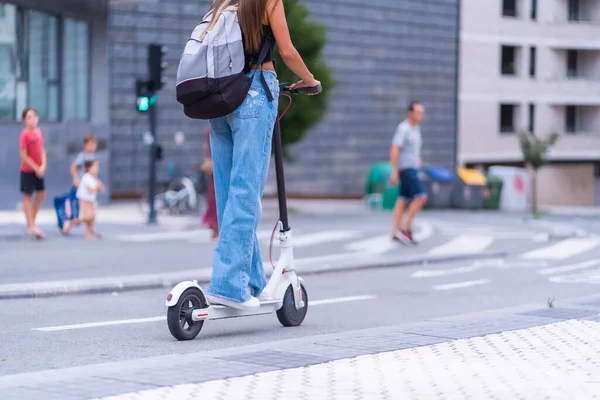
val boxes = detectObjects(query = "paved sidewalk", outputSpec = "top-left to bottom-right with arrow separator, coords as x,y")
101,319 -> 600,400
2,295 -> 600,399
0,201 -> 201,229
541,205 -> 600,219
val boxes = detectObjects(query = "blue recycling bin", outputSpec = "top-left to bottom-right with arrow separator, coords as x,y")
421,166 -> 456,208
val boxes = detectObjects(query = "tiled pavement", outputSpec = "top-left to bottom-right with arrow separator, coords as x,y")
102,320 -> 600,400
2,296 -> 600,399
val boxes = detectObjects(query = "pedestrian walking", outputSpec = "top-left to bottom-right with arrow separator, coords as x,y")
73,160 -> 104,240
201,127 -> 218,239
389,101 -> 428,245
62,133 -> 104,235
19,107 -> 46,239
71,134 -> 100,189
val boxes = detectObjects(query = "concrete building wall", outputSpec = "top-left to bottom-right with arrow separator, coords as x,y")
537,163 -> 595,206
107,0 -> 460,197
459,0 -> 600,205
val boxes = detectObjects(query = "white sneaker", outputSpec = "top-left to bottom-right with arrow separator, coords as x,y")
206,294 -> 260,310
247,286 -> 270,301
257,292 -> 272,301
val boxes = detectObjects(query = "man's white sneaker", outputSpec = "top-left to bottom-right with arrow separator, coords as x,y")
392,231 -> 411,245
206,294 -> 260,310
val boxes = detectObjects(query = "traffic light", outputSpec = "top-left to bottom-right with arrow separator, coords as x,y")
135,79 -> 153,113
148,44 -> 168,91
137,43 -> 167,225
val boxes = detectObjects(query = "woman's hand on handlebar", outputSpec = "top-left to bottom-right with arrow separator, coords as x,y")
290,79 -> 321,96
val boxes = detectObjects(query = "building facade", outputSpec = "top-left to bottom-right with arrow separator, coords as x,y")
0,0 -> 460,208
459,0 -> 600,205
108,0 -> 460,198
0,0 -> 109,209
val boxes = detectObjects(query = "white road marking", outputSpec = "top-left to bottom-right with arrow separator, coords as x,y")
413,259 -> 550,278
520,237 -> 600,260
549,268 -> 600,284
344,235 -> 397,255
191,229 -> 274,244
115,230 -> 207,242
428,235 -> 495,256
309,295 -> 376,306
32,317 -> 167,332
432,279 -> 491,291
437,228 -> 550,242
537,259 -> 600,275
412,265 -> 482,278
32,295 -> 376,332
413,221 -> 434,242
117,229 -> 277,244
278,230 -> 362,248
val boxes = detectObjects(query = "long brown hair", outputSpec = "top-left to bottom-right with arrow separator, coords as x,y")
204,0 -> 270,53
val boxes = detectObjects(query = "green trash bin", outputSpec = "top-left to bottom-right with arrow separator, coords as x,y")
483,173 -> 503,210
365,162 -> 399,210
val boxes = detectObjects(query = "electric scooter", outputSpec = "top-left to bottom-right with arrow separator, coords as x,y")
165,82 -> 323,341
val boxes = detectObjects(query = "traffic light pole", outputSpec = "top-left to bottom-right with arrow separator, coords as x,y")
137,43 -> 167,225
147,98 -> 158,225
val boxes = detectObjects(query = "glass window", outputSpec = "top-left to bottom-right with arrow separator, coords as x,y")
568,0 -> 580,21
528,103 -> 535,133
567,50 -> 578,77
501,46 -> 517,76
27,10 -> 60,121
500,104 -> 516,133
529,47 -> 536,77
63,18 -> 89,121
565,105 -> 577,132
502,0 -> 517,17
0,5 -> 90,121
0,3 -> 18,120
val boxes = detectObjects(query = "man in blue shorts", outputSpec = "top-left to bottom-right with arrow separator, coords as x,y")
389,101 -> 428,245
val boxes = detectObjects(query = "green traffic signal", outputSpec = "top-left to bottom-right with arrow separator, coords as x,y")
137,96 -> 150,112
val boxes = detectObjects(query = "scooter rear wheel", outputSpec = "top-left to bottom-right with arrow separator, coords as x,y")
167,288 -> 206,341
276,284 -> 308,327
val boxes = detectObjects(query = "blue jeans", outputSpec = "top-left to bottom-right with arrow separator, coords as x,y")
207,70 -> 280,303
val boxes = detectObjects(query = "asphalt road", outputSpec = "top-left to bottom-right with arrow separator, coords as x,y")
3,250 -> 600,376
1,209 -> 585,285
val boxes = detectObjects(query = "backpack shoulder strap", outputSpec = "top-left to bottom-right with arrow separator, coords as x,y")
252,35 -> 275,102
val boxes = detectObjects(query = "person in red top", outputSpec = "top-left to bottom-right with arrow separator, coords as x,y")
19,107 -> 47,239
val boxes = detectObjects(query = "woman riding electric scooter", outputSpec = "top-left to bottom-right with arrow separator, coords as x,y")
205,0 -> 321,310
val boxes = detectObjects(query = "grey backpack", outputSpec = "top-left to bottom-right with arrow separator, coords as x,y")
176,7 -> 273,120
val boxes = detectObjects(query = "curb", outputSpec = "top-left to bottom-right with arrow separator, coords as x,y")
0,251 -> 507,300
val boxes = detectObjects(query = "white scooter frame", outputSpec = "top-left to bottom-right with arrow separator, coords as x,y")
165,83 -> 321,341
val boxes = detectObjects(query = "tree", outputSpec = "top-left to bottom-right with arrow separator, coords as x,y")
274,0 -> 334,159
517,131 -> 560,216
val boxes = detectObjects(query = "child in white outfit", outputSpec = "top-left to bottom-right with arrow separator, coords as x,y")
74,160 -> 103,239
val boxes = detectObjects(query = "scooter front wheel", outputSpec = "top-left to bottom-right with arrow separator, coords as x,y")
276,284 -> 308,327
167,288 -> 206,341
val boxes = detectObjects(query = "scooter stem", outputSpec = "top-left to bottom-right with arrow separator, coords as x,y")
272,119 -> 290,231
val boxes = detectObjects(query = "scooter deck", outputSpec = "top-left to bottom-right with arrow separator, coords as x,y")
192,298 -> 281,321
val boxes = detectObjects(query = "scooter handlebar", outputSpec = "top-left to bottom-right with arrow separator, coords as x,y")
279,83 -> 322,95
